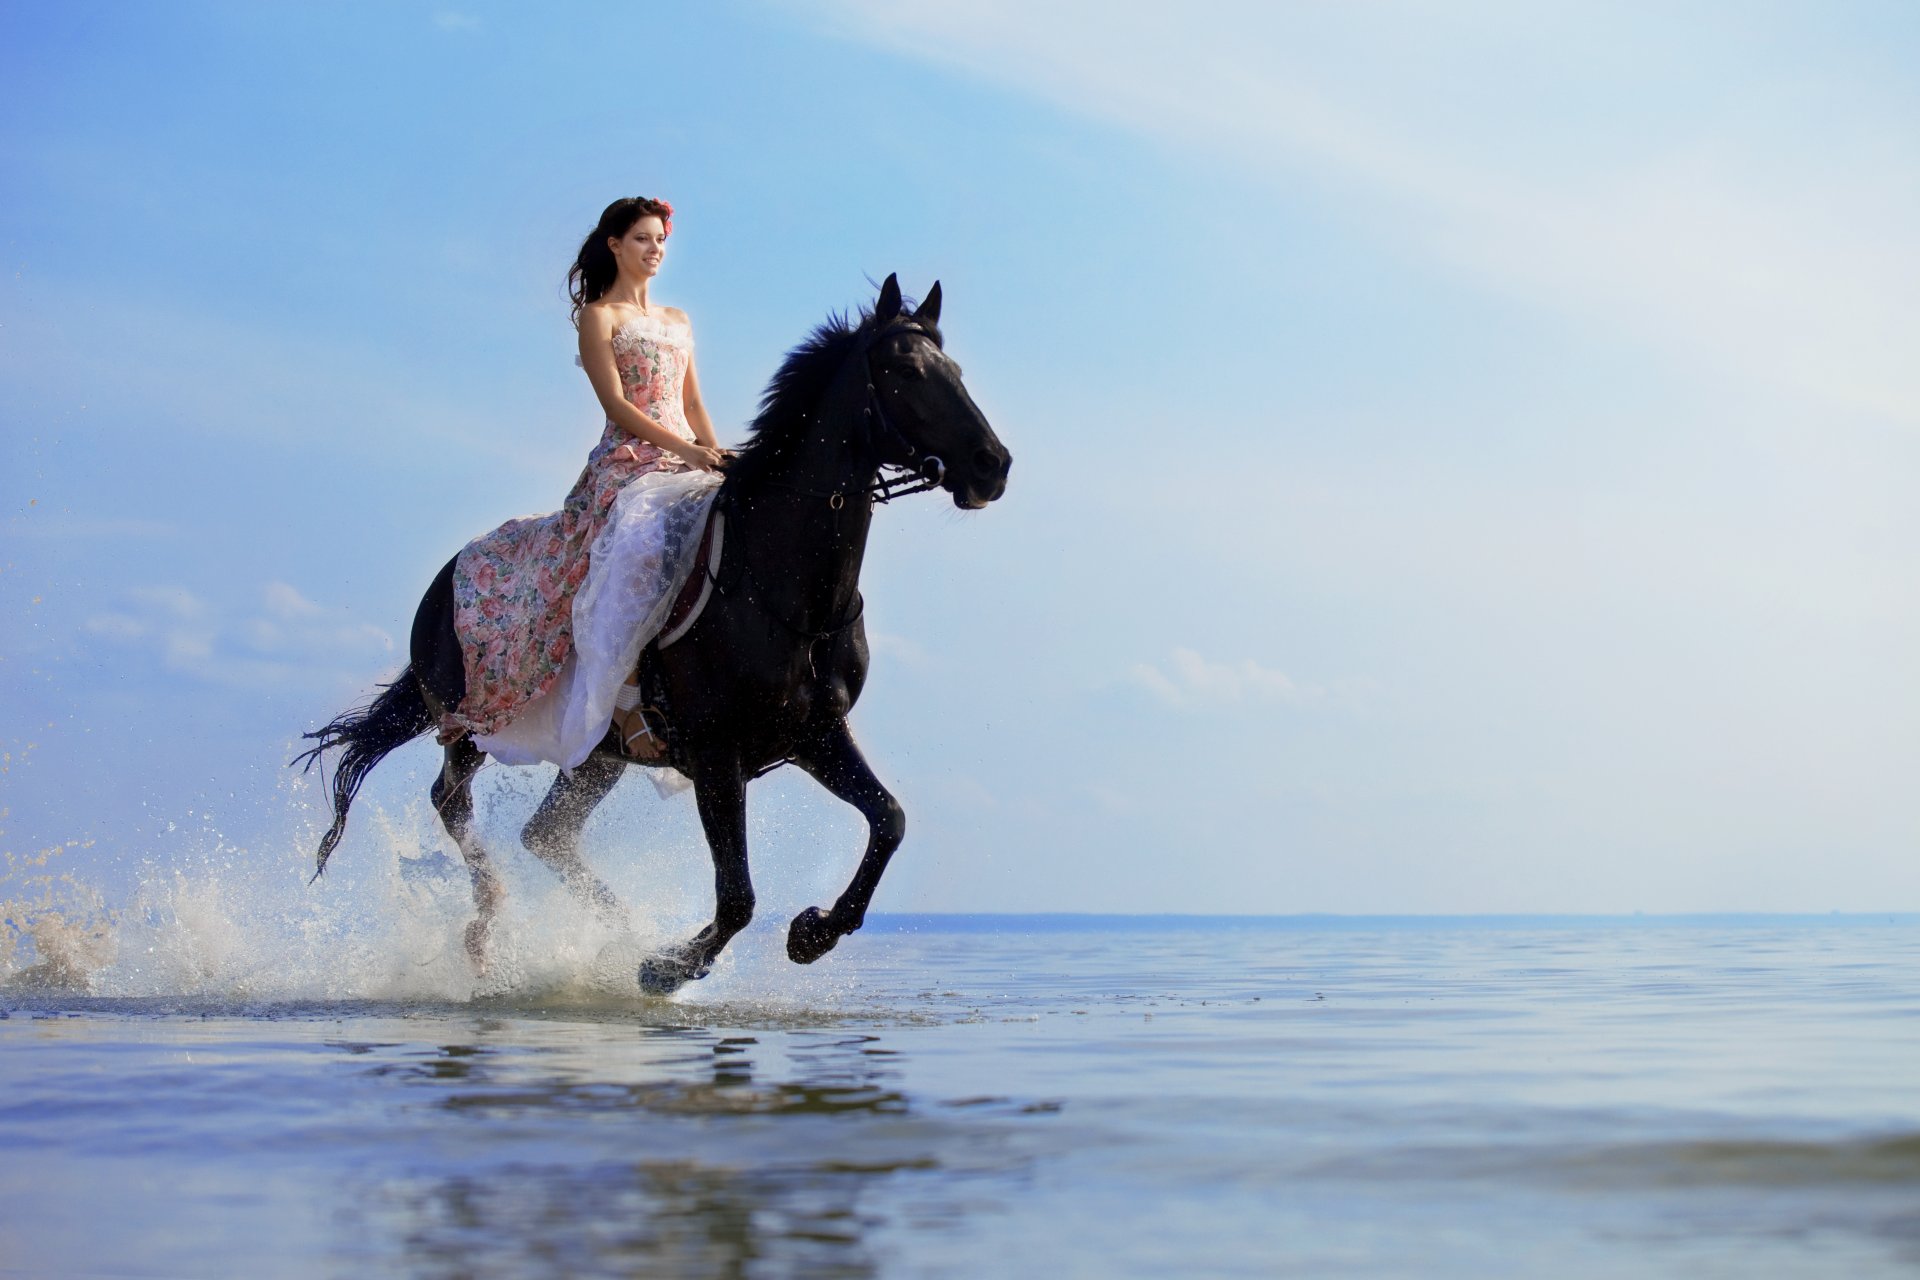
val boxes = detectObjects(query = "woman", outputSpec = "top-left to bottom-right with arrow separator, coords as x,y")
437,196 -> 729,771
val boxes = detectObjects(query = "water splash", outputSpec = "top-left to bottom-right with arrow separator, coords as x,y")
1,835 -> 114,991
2,760 -> 885,1020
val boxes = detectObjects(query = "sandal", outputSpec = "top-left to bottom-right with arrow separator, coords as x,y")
614,701 -> 670,763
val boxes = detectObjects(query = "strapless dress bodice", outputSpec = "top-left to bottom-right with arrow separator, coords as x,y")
575,310 -> 696,447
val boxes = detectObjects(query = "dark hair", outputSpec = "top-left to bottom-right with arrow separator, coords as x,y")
567,196 -> 675,328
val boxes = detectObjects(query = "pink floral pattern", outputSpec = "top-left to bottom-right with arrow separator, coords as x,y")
443,313 -> 697,740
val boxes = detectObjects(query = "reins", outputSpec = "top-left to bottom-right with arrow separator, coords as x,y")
692,493 -> 863,677
700,319 -> 944,658
724,500 -> 866,644
753,323 -> 949,508
860,325 -> 951,502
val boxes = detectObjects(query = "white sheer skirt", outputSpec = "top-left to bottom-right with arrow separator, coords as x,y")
473,467 -> 724,788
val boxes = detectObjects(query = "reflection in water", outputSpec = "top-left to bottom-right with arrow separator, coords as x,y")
333,1023 -> 987,1278
382,1158 -> 887,1280
13,923 -> 1916,1277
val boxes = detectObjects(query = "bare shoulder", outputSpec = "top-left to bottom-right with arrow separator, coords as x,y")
578,303 -> 618,355
579,300 -> 618,333
665,305 -> 691,325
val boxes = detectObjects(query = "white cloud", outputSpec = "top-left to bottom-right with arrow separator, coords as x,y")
1128,647 -> 1305,711
925,772 -> 999,811
164,630 -> 215,666
0,293 -> 571,477
263,581 -> 324,620
4,516 -> 178,541
866,628 -> 932,667
126,585 -> 206,620
85,582 -> 392,689
1083,782 -> 1141,816
82,613 -> 146,642
806,1 -> 1920,426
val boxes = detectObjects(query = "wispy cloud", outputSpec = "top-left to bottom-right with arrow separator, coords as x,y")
1082,782 -> 1141,816
85,581 -> 393,690
865,628 -> 932,668
807,1 -> 1920,426
1128,647 -> 1307,711
431,11 -> 482,32
0,293 -> 571,476
263,581 -> 323,620
3,515 -> 178,541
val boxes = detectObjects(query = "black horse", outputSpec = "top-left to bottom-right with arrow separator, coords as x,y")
295,274 -> 1010,994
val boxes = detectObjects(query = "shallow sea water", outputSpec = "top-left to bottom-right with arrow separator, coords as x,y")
4,915 -> 1920,1277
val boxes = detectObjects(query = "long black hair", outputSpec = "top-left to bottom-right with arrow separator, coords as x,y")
567,195 -> 674,328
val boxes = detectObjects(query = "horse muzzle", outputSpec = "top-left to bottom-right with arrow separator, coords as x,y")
948,445 -> 1010,509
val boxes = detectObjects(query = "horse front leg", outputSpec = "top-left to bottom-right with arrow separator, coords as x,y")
785,720 -> 904,965
430,737 -> 501,972
638,753 -> 754,995
520,753 -> 630,928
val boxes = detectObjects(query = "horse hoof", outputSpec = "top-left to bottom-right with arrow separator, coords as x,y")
638,953 -> 710,996
787,907 -> 840,965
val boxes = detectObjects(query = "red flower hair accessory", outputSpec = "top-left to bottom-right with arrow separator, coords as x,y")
646,196 -> 673,238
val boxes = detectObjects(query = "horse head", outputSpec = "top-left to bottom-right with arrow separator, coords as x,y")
863,273 -> 1011,510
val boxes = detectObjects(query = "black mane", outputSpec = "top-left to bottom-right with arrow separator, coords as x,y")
721,294 -> 940,489
297,271 -> 1006,992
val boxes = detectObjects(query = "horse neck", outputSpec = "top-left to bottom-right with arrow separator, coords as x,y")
737,362 -> 878,627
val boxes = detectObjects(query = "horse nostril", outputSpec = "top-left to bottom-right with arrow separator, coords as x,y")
974,447 -> 1005,476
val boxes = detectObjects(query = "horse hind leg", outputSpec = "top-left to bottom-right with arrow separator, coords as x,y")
638,757 -> 753,996
520,754 -> 630,929
431,737 -> 501,972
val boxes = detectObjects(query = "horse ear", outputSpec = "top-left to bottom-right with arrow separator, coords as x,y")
875,272 -> 902,321
916,280 -> 942,326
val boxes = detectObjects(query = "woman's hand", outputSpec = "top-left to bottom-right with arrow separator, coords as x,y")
673,442 -> 726,472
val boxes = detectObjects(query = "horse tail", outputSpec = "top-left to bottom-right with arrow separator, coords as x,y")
292,666 -> 435,880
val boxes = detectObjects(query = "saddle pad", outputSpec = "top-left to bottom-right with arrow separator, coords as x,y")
655,506 -> 724,650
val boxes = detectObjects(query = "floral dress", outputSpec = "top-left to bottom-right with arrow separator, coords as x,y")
442,310 -> 717,757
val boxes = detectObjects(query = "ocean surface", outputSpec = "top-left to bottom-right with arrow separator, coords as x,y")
4,911 -> 1919,1277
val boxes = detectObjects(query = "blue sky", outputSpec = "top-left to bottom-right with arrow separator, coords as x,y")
3,1 -> 1916,918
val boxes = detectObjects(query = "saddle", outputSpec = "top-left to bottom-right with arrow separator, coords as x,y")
654,503 -> 725,650
607,503 -> 724,766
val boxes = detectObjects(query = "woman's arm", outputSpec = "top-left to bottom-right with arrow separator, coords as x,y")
578,307 -> 721,469
682,354 -> 722,450
673,310 -> 723,451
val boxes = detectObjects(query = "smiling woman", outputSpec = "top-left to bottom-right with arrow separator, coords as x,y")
435,195 -> 730,771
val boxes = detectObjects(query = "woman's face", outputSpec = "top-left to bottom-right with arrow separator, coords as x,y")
608,216 -> 667,281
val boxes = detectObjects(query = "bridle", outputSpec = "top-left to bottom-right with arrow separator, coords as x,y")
755,320 -> 949,510
705,318 -> 950,652
862,337 -> 949,503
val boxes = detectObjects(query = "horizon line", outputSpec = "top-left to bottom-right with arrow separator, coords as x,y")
862,911 -> 1919,929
